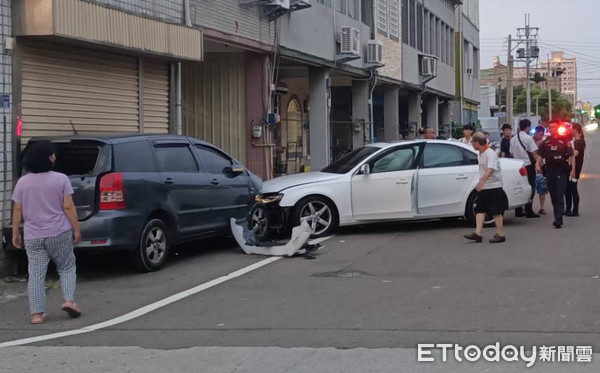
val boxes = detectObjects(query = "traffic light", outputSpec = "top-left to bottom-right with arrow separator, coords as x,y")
595,105 -> 600,119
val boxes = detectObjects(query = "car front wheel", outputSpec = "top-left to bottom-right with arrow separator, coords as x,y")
249,203 -> 270,241
292,196 -> 338,238
130,219 -> 170,272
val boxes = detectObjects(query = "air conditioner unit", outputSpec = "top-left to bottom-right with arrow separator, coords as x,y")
367,39 -> 383,64
421,56 -> 437,77
340,27 -> 360,56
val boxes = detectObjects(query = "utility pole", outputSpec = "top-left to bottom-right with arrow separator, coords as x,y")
515,14 -> 539,118
506,35 -> 514,126
547,53 -> 553,121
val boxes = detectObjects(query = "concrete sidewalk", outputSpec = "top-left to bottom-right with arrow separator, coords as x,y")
0,346 -> 598,373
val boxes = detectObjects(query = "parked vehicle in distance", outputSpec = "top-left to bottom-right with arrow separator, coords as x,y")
4,134 -> 262,271
250,140 -> 531,239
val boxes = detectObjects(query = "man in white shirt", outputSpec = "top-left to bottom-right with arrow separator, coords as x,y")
509,119 -> 542,218
464,132 -> 506,243
458,124 -> 474,147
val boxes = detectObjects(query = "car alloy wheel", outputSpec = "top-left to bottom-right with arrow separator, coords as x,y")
299,200 -> 333,236
249,204 -> 269,241
145,227 -> 167,265
131,218 -> 170,272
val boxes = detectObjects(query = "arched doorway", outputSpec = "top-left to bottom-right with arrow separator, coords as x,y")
285,98 -> 304,174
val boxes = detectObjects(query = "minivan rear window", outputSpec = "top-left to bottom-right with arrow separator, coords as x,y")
54,143 -> 102,176
23,141 -> 107,177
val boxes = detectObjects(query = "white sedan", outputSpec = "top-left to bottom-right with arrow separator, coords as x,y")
251,140 -> 532,238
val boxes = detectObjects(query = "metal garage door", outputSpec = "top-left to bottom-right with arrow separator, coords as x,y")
142,61 -> 170,134
182,53 -> 246,162
20,42 -> 170,141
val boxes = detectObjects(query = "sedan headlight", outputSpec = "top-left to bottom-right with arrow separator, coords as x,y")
255,193 -> 284,204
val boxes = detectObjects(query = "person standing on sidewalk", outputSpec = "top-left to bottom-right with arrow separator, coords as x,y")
510,119 -> 542,218
533,126 -> 549,215
500,123 -> 513,158
536,121 -> 574,229
11,141 -> 83,324
565,123 -> 586,217
464,132 -> 506,244
459,124 -> 474,146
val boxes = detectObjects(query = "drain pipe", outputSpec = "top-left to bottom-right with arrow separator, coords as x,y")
368,0 -> 378,143
176,63 -> 182,135
174,0 -> 192,136
183,0 -> 192,27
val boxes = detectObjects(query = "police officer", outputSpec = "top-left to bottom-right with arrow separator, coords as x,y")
536,120 -> 574,228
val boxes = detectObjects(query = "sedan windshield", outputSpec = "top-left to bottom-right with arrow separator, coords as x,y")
322,146 -> 380,174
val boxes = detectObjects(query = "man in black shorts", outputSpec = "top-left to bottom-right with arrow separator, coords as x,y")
464,132 -> 506,243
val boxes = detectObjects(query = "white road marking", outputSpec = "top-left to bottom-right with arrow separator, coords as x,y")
0,235 -> 334,348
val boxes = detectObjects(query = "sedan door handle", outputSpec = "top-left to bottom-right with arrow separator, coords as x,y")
164,178 -> 175,185
396,179 -> 409,184
455,175 -> 469,180
211,179 -> 220,185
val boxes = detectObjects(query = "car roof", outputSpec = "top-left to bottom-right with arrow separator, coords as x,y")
28,133 -> 214,146
368,139 -> 475,151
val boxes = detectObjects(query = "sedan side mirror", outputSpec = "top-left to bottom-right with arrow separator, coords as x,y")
231,165 -> 245,174
360,164 -> 370,175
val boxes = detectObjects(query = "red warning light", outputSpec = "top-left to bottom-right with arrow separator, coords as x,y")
16,117 -> 22,137
557,125 -> 567,136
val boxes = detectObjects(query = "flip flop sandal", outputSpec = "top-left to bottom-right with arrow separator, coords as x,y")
31,314 -> 46,324
61,304 -> 82,318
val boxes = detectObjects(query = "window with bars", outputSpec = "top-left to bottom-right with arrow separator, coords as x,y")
348,0 -> 359,20
441,21 -> 446,64
337,0 -> 359,20
362,0 -> 374,27
473,47 -> 479,78
416,3 -> 423,51
377,0 -> 388,35
430,14 -> 435,55
450,28 -> 455,67
409,0 -> 416,47
389,0 -> 400,40
402,0 -> 409,44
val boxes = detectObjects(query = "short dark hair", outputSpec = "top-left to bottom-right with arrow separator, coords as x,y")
519,119 -> 532,131
463,124 -> 474,131
501,123 -> 512,131
534,126 -> 545,134
23,141 -> 56,174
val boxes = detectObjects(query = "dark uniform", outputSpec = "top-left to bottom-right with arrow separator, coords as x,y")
537,136 -> 574,227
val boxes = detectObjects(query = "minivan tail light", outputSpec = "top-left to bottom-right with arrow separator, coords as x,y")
99,173 -> 125,210
519,167 -> 528,177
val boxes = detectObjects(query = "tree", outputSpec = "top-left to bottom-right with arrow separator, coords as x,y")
530,72 -> 546,85
514,86 -> 572,122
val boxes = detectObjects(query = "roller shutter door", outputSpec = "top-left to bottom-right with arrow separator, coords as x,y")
142,61 -> 170,134
20,43 -> 170,141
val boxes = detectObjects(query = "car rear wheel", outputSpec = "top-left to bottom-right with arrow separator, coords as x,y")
249,203 -> 270,241
130,219 -> 170,272
465,193 -> 502,227
292,196 -> 338,238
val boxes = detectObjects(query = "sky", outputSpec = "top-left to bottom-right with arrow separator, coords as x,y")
479,0 -> 600,105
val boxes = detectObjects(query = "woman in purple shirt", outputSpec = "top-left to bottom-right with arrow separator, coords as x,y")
12,141 -> 82,324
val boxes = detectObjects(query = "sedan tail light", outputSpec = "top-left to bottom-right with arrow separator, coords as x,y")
99,173 -> 126,210
519,167 -> 528,177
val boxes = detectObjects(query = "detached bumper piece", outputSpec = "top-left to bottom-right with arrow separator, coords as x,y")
230,218 -> 319,258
